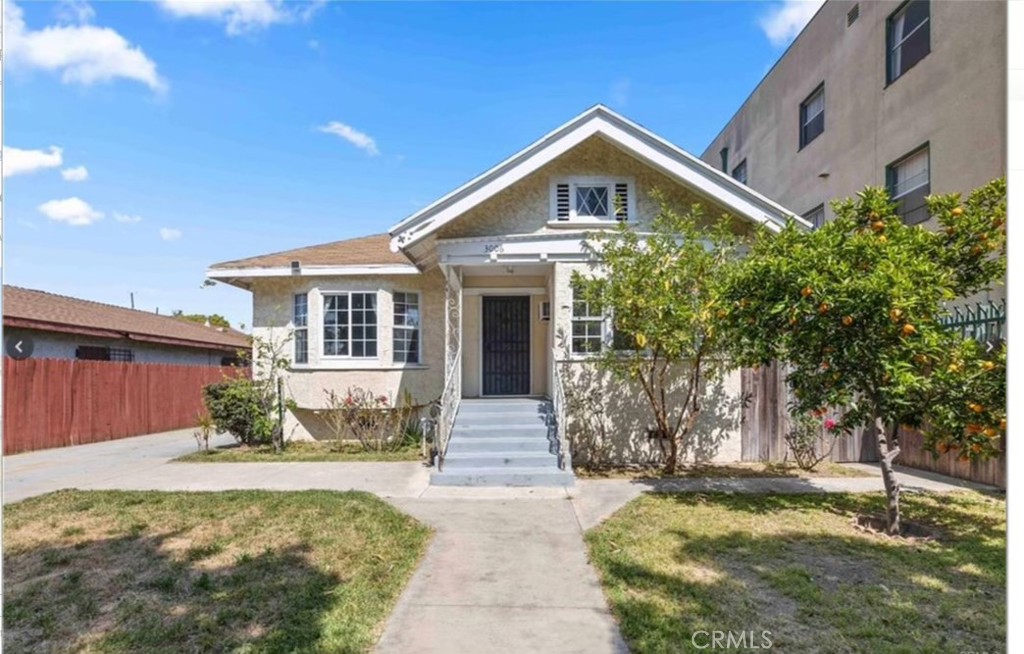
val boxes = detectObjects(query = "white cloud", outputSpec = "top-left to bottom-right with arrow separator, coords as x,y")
159,227 -> 183,241
114,212 -> 142,224
156,0 -> 324,36
759,0 -> 826,47
317,121 -> 380,156
61,165 -> 89,182
55,0 -> 96,24
610,78 -> 630,107
38,197 -> 104,226
3,0 -> 167,92
3,145 -> 64,177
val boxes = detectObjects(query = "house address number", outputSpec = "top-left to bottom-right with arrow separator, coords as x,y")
484,243 -> 504,254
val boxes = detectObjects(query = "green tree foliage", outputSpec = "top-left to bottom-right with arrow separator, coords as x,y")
173,311 -> 232,329
574,196 -> 741,474
720,179 -> 1006,534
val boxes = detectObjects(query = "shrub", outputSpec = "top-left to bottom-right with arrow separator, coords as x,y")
202,379 -> 274,446
784,412 -> 836,471
319,387 -> 415,452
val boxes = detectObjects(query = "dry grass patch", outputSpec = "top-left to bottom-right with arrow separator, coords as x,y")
576,461 -> 871,480
174,440 -> 422,463
3,490 -> 431,654
586,491 -> 1005,653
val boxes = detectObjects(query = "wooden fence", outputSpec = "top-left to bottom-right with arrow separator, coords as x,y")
3,358 -> 246,455
897,425 -> 1006,489
740,362 -> 1006,487
740,362 -> 877,463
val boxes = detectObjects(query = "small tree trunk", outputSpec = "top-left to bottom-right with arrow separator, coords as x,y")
874,416 -> 902,535
664,436 -> 679,475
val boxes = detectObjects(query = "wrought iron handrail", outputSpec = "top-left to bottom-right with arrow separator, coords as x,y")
436,349 -> 461,471
551,351 -> 571,470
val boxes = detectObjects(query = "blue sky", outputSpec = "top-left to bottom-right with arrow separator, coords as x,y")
2,0 -> 822,330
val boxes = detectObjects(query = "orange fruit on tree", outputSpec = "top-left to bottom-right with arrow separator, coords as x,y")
948,363 -> 961,374
842,315 -> 854,327
952,207 -> 964,216
818,302 -> 830,314
871,221 -> 885,232
1000,418 -> 1007,430
982,360 -> 996,371
983,428 -> 998,438
971,443 -> 983,454
878,235 -> 888,244
969,403 -> 985,413
801,286 -> 813,298
901,323 -> 917,336
889,308 -> 904,322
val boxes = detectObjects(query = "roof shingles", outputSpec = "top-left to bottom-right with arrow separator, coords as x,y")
209,233 -> 410,270
3,286 -> 250,351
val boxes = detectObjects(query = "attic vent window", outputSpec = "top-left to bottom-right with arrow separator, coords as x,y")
552,177 -> 634,223
847,4 -> 859,26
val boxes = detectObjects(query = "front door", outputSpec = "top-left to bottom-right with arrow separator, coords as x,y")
481,296 -> 531,396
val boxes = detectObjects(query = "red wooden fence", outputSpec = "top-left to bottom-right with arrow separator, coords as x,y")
2,358 -> 246,455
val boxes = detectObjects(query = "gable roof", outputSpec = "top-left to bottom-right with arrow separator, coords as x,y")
210,234 -> 410,270
389,104 -> 809,252
3,285 -> 250,352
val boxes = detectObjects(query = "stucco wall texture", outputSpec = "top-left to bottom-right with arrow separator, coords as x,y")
701,0 -> 1006,236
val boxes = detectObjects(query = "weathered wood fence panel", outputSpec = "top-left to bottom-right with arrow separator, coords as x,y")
740,362 -> 877,463
897,425 -> 1006,489
3,358 -> 245,455
740,362 -> 1006,487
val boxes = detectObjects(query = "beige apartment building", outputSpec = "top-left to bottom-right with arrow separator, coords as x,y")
702,0 -> 1006,245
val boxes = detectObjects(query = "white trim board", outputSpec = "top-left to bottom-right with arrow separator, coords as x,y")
207,264 -> 420,279
389,105 -> 810,254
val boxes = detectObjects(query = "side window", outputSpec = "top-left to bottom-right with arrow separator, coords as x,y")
887,145 -> 930,225
393,292 -> 421,364
803,205 -> 825,229
887,0 -> 930,84
731,160 -> 748,185
293,293 -> 308,364
570,282 -> 605,354
800,84 -> 825,148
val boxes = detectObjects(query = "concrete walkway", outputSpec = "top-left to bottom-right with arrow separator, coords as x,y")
377,498 -> 628,654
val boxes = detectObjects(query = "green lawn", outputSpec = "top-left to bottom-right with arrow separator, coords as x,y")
576,461 -> 873,480
3,490 -> 431,654
175,441 -> 422,463
587,491 -> 1005,654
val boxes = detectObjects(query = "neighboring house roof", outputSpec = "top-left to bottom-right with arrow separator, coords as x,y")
207,234 -> 418,286
2,286 -> 250,352
389,104 -> 810,252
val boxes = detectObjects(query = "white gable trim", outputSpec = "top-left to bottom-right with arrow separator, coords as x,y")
207,264 -> 419,280
389,105 -> 809,253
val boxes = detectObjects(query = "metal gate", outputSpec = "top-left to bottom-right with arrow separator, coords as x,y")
481,296 -> 531,395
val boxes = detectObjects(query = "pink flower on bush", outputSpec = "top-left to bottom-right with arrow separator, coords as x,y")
823,418 -> 837,431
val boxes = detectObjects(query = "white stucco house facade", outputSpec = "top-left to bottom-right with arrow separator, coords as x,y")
208,106 -> 807,474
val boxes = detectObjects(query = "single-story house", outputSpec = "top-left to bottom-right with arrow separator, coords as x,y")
3,285 -> 250,366
208,106 -> 807,480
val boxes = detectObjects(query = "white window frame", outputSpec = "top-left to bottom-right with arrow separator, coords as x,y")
551,176 -> 636,224
293,293 -> 309,365
322,291 -> 379,359
392,290 -> 422,364
570,282 -> 608,355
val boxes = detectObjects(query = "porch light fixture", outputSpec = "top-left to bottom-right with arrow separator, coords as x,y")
291,260 -> 301,275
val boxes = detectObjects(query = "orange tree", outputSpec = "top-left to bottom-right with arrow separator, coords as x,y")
719,179 -> 1005,534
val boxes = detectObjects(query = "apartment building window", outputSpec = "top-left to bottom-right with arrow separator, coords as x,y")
887,0 -> 930,84
803,204 -> 825,229
799,84 -> 825,148
323,292 -> 378,358
731,160 -> 748,185
293,293 -> 308,364
887,145 -> 930,225
392,292 -> 421,364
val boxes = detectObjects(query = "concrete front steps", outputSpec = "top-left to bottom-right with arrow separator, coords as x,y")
430,398 -> 575,487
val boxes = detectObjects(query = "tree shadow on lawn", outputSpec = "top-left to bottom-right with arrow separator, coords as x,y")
5,531 -> 360,654
588,492 -> 1005,654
